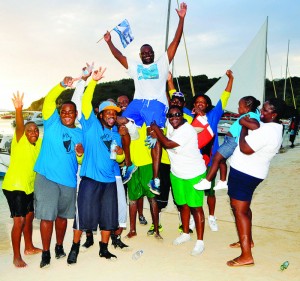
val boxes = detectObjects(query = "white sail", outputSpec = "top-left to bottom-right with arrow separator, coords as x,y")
206,19 -> 268,113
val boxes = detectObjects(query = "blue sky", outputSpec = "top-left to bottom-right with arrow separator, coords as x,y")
0,0 -> 299,109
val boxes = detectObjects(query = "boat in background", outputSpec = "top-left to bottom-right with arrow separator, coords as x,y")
0,111 -> 15,119
206,19 -> 268,114
0,133 -> 12,177
11,111 -> 43,127
204,19 -> 268,135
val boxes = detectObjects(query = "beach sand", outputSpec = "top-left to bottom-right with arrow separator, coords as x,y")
0,145 -> 299,281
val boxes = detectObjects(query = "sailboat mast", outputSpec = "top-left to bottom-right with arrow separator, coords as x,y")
263,17 -> 268,103
165,0 -> 171,51
165,0 -> 195,96
283,40 -> 290,101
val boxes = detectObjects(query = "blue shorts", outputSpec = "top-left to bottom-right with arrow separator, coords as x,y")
217,135 -> 237,159
123,99 -> 167,128
3,190 -> 34,217
73,177 -> 118,231
227,167 -> 263,201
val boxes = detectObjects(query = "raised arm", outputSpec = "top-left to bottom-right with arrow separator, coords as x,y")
104,31 -> 128,69
166,71 -> 176,106
71,63 -> 93,120
12,92 -> 25,142
167,2 -> 187,63
82,67 -> 106,119
43,77 -> 74,120
225,70 -> 234,92
220,70 -> 234,109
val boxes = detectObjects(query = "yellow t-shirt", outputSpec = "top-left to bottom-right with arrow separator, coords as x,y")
130,124 -> 152,167
2,134 -> 41,194
130,124 -> 171,166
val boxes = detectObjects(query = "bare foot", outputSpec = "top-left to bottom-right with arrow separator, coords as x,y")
154,232 -> 163,240
125,231 -> 137,239
227,257 -> 254,267
229,241 -> 254,248
24,247 -> 42,255
13,257 -> 27,268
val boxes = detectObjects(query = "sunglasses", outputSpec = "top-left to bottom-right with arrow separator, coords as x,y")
167,112 -> 183,118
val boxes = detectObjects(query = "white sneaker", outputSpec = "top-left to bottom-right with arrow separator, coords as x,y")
173,233 -> 191,245
194,179 -> 211,190
191,240 -> 205,256
214,180 -> 228,191
208,216 -> 218,232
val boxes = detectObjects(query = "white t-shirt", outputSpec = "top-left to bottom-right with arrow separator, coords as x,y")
127,53 -> 169,106
229,122 -> 283,179
166,121 -> 206,179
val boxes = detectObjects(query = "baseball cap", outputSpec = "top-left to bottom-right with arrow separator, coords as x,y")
98,101 -> 121,113
172,91 -> 185,101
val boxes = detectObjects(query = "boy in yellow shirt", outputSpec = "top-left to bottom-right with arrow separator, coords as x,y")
2,92 -> 42,267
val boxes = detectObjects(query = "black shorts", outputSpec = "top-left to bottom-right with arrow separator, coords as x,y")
73,177 -> 118,231
2,190 -> 34,217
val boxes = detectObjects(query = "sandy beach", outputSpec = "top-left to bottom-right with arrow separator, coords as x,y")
0,144 -> 299,281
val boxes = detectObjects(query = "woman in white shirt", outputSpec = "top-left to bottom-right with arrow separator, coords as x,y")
150,105 -> 207,256
227,98 -> 287,267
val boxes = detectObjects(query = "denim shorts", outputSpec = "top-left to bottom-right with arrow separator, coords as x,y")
217,135 -> 238,159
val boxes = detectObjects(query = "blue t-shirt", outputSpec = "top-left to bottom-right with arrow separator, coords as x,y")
206,100 -> 224,166
79,114 -> 122,182
34,110 -> 82,188
229,110 -> 260,141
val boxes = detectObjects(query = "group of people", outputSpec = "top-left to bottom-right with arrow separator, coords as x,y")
2,1 -> 289,270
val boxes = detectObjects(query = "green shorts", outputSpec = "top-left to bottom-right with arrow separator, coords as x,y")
170,172 -> 206,207
204,167 -> 216,197
127,164 -> 155,201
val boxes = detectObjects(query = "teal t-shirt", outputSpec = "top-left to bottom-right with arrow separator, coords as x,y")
79,114 -> 122,182
34,110 -> 82,188
229,110 -> 260,141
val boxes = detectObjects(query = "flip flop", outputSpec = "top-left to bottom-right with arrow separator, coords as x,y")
229,242 -> 241,248
229,242 -> 254,248
227,258 -> 254,267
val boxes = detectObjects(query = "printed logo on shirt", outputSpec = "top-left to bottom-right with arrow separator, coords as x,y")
137,64 -> 159,80
62,132 -> 74,153
100,132 -> 112,151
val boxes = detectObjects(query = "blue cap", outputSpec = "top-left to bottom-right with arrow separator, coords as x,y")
98,101 -> 121,113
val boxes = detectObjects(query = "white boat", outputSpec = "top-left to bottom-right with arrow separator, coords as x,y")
0,133 -> 12,177
11,111 -> 43,127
